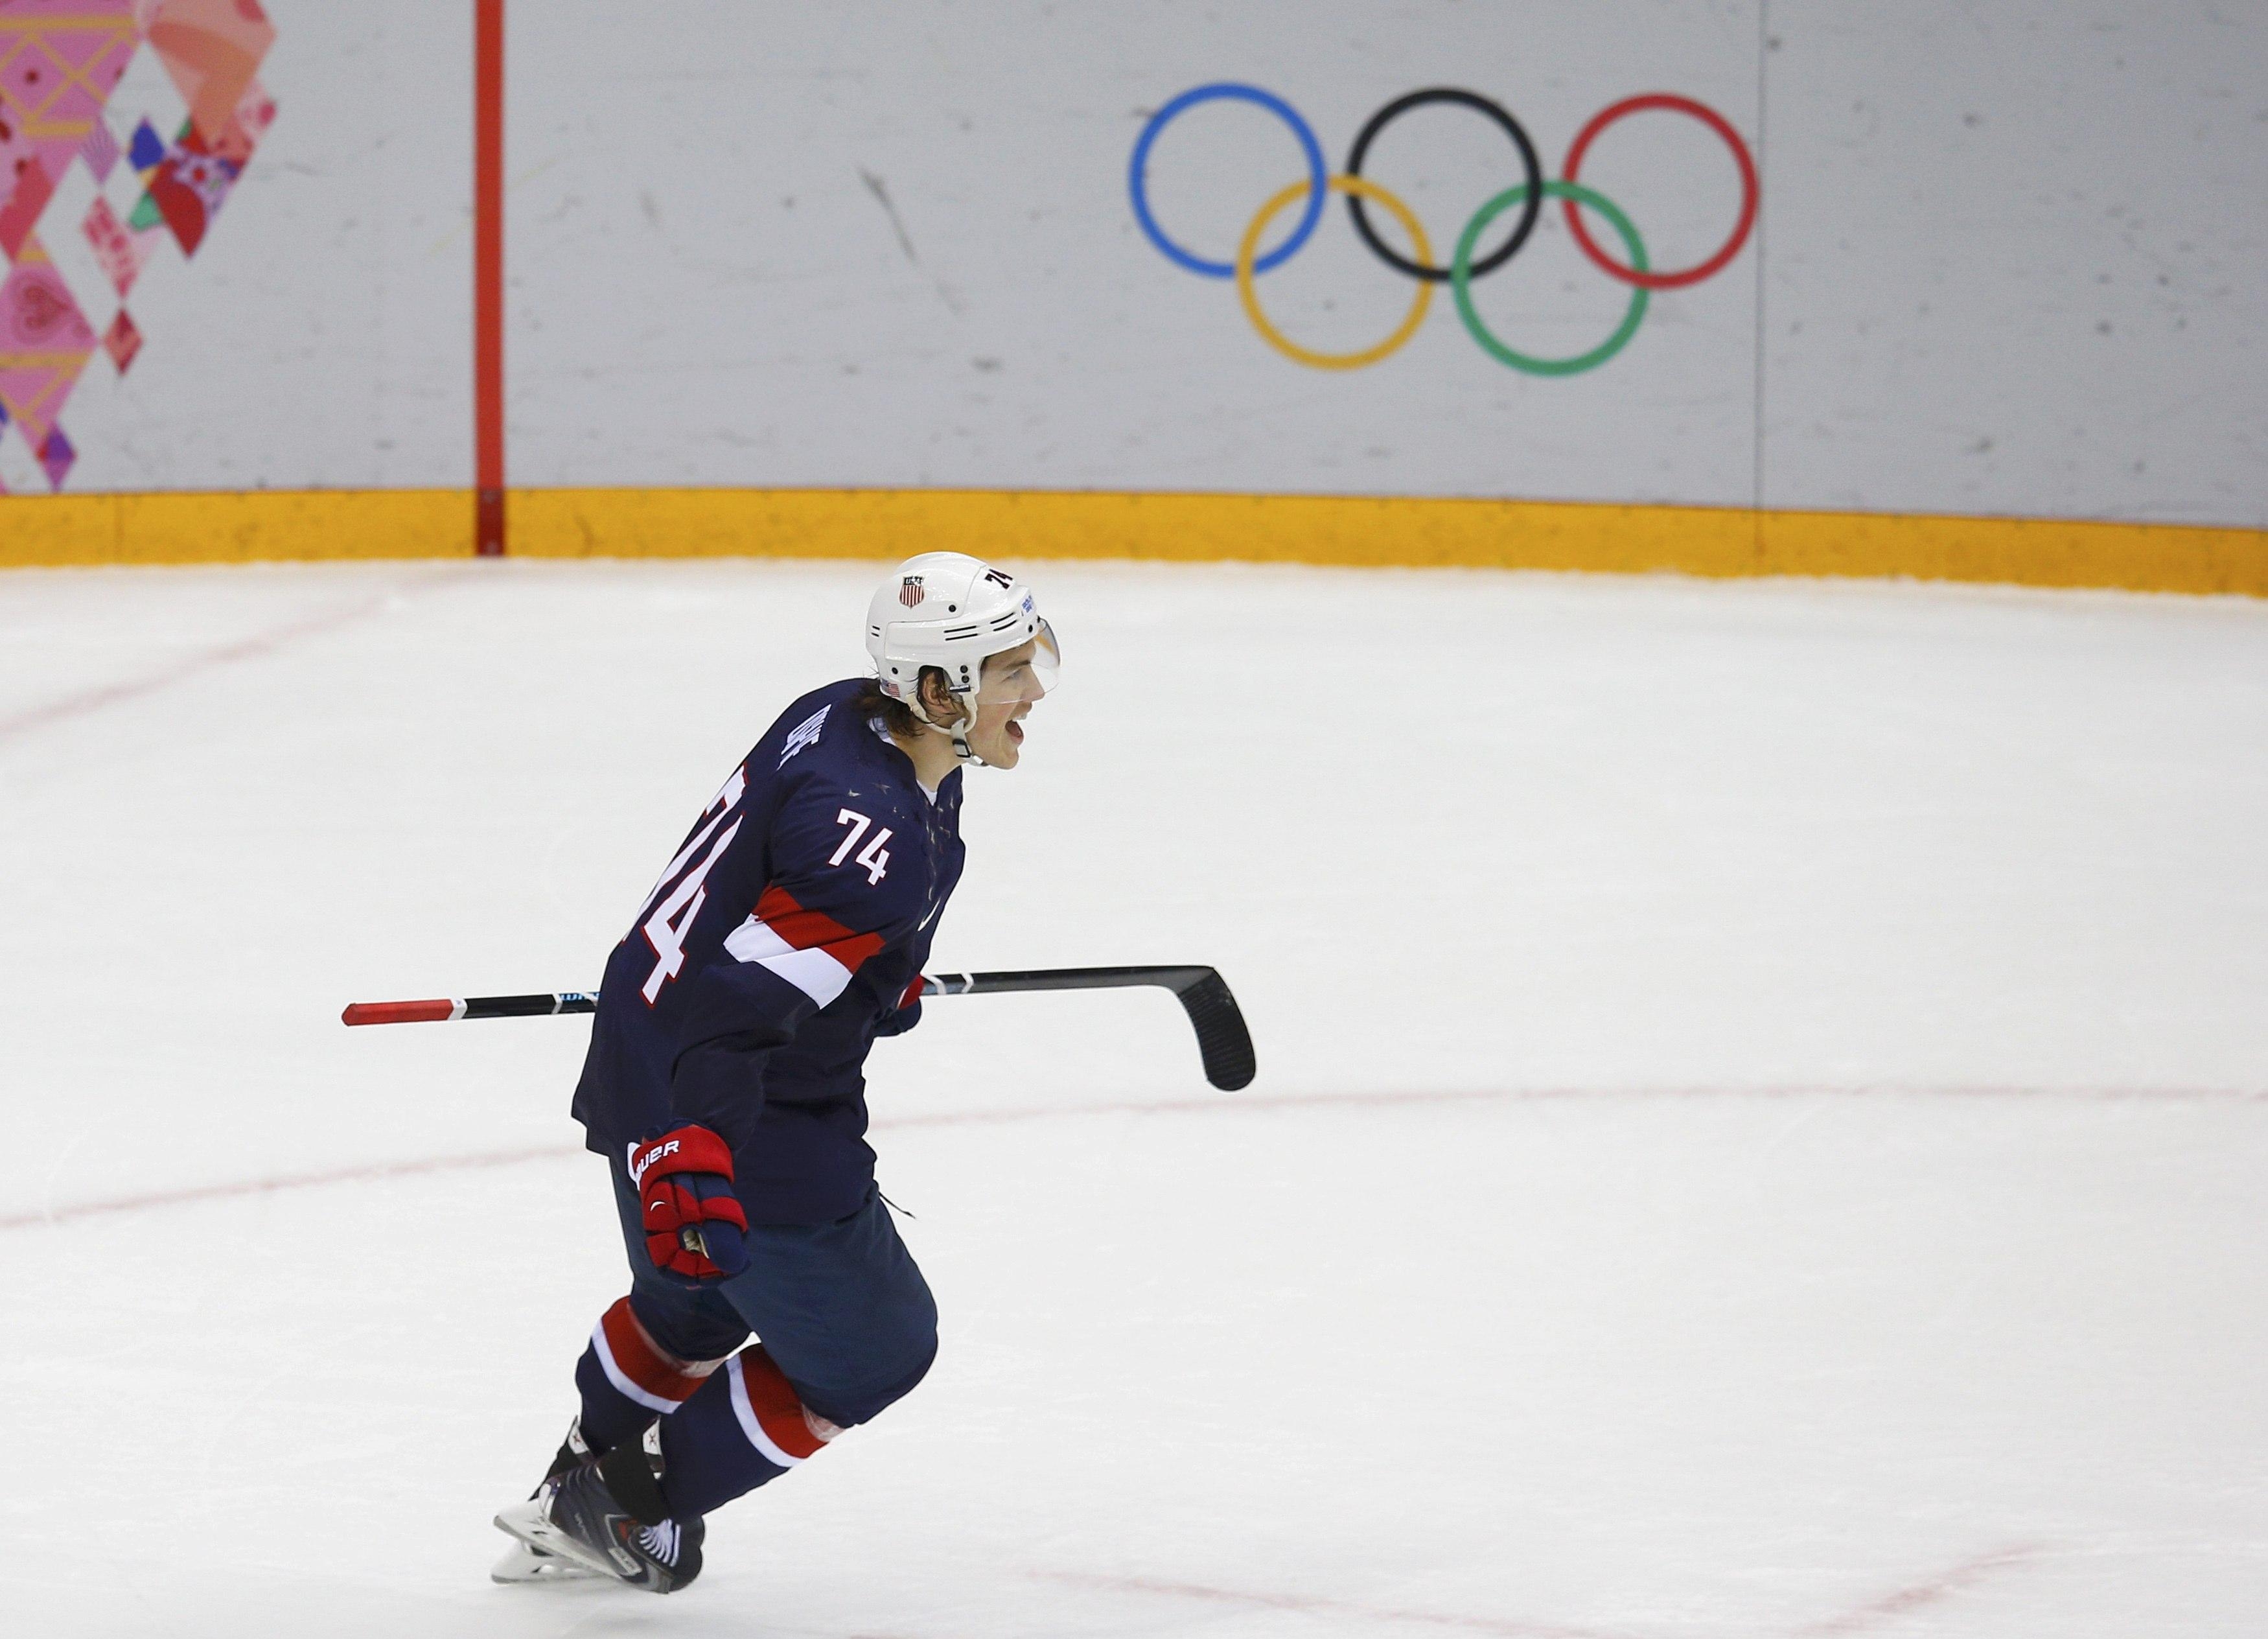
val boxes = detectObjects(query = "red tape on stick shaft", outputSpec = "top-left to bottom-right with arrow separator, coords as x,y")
341,999 -> 459,1027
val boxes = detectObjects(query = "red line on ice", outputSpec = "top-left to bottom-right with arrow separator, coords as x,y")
0,590 -> 406,745
1792,1542 -> 2045,1636
3,1084 -> 2258,1231
886,1082 -> 2268,1130
0,1144 -> 583,1231
1026,1568 -> 1641,1638
1033,1540 -> 2045,1638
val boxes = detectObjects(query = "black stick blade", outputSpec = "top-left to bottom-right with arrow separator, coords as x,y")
1171,970 -> 1256,1091
921,965 -> 1256,1090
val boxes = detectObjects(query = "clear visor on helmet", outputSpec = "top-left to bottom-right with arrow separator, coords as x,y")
975,618 -> 1061,704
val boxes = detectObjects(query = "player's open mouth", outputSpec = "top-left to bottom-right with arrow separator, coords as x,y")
1006,720 -> 1025,743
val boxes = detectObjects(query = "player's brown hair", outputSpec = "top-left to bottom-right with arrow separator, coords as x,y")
850,672 -> 945,741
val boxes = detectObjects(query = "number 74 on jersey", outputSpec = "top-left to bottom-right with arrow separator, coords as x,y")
829,809 -> 892,885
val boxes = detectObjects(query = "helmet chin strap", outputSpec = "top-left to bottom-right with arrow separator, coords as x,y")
913,690 -> 988,767
946,696 -> 987,767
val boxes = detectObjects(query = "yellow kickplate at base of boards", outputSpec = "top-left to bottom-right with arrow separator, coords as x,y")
2,486 -> 2262,596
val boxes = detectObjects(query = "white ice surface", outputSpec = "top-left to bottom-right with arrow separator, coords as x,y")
1,559 -> 2264,1636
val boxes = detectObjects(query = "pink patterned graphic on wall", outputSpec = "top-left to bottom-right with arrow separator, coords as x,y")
0,0 -> 275,491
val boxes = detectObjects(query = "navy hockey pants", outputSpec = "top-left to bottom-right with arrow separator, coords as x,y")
575,1156 -> 938,1518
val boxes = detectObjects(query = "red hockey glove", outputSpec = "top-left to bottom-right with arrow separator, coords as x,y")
875,975 -> 925,1038
629,1124 -> 750,1279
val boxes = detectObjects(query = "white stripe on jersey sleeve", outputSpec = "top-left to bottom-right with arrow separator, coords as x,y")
723,914 -> 855,1008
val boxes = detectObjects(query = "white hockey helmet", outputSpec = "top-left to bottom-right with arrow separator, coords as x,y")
864,552 -> 1059,763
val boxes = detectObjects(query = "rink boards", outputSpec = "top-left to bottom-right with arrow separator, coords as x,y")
4,485 -> 2263,596
1,1 -> 2263,590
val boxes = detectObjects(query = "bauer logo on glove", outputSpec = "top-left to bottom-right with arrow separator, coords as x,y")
626,1124 -> 750,1279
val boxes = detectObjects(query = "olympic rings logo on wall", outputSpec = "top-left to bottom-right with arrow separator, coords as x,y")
1127,84 -> 1758,375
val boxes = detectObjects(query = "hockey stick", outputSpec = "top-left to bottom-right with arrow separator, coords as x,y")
920,967 -> 1255,1091
341,966 -> 1256,1090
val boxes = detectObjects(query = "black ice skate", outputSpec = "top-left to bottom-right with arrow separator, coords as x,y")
490,1419 -> 605,1584
491,1424 -> 702,1593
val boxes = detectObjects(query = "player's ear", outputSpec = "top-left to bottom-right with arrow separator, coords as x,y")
916,666 -> 962,724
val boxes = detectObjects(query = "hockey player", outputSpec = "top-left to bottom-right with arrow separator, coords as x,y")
493,553 -> 1059,1591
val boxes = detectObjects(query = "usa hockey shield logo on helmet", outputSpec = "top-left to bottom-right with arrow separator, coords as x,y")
899,577 -> 925,607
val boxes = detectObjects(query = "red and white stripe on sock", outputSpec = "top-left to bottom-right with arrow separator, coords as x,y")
725,1345 -> 841,1468
590,1297 -> 723,1415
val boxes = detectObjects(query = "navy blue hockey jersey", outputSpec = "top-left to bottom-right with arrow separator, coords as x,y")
572,679 -> 965,1224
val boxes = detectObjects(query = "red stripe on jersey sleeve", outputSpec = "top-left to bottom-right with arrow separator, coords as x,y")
753,884 -> 886,975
